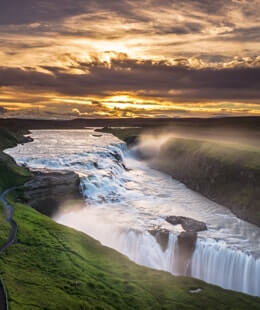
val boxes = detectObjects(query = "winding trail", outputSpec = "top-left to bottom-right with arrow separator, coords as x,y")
0,187 -> 18,310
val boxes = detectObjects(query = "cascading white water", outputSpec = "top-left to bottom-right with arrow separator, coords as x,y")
191,239 -> 260,296
5,129 -> 260,297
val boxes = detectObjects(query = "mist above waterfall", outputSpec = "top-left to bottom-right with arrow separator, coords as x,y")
133,125 -> 260,165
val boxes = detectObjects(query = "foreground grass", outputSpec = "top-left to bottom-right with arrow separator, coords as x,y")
0,193 -> 259,310
0,202 -> 10,248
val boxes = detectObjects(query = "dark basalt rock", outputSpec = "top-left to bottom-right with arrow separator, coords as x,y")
121,163 -> 131,171
23,169 -> 84,217
109,151 -> 122,162
124,136 -> 138,147
166,216 -> 207,232
175,231 -> 197,276
149,227 -> 198,276
149,228 -> 170,251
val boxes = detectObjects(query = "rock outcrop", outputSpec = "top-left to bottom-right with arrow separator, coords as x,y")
23,169 -> 84,217
166,216 -> 207,232
148,228 -> 170,251
175,232 -> 197,276
149,227 -> 198,276
150,214 -> 205,275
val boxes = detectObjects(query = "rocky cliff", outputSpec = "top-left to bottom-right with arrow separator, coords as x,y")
23,169 -> 84,217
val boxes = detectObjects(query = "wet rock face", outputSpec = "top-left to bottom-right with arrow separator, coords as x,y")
175,232 -> 197,276
166,216 -> 207,232
149,228 -> 169,251
23,169 -> 84,217
149,227 -> 197,276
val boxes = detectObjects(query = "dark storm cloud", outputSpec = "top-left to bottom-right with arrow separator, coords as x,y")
154,23 -> 204,35
0,0 -> 86,25
1,0 -> 259,59
220,26 -> 260,42
0,0 -> 140,25
0,106 -> 7,114
0,0 -> 252,25
0,58 -> 259,102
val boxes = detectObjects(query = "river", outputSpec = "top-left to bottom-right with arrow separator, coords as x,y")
5,129 -> 260,297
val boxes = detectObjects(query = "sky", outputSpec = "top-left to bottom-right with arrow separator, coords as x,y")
0,0 -> 259,119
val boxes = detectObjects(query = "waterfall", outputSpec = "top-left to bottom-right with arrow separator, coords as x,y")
115,230 -> 179,274
191,239 -> 260,296
119,231 -> 260,296
112,230 -> 260,296
71,222 -> 260,297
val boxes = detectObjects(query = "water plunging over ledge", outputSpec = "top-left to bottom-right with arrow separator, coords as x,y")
5,129 -> 260,297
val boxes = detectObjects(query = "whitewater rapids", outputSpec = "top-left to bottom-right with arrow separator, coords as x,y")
5,129 -> 260,297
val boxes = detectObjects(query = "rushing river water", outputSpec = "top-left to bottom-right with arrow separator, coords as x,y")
5,129 -> 260,297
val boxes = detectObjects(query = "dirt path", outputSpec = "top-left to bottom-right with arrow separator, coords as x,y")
0,187 -> 18,310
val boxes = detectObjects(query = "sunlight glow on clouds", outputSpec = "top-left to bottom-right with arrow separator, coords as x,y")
0,0 -> 259,118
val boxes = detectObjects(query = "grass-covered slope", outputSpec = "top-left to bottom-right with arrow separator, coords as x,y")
161,138 -> 260,170
0,193 -> 259,310
0,153 -> 31,193
156,138 -> 260,226
0,127 -> 31,192
0,127 -> 30,151
0,202 -> 10,247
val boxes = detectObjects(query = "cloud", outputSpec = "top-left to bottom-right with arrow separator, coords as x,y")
0,1 -> 259,118
1,0 -> 259,60
0,0 -> 88,25
219,26 -> 260,42
0,106 -> 6,114
0,55 -> 259,103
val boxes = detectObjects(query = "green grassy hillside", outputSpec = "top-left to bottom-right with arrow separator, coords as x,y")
0,127 -> 30,151
161,138 -> 260,170
0,128 -> 31,192
0,153 -> 31,193
0,202 -> 10,247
